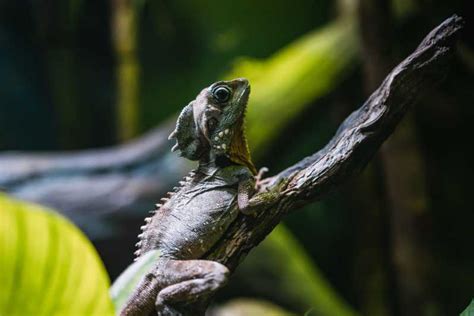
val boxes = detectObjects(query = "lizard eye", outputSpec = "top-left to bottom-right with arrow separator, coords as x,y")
212,86 -> 231,103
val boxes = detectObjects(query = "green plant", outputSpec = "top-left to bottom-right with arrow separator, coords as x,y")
0,193 -> 114,316
461,300 -> 474,316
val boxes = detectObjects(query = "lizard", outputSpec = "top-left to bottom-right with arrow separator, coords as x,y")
120,78 -> 269,316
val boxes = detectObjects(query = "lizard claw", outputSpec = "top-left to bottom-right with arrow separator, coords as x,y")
255,167 -> 269,190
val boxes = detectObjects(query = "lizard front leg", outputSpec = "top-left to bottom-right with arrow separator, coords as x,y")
237,176 -> 274,216
120,259 -> 229,316
254,167 -> 269,189
237,168 -> 290,216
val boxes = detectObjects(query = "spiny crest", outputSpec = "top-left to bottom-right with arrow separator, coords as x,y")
134,169 -> 197,260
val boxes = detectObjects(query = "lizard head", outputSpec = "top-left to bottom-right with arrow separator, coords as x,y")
169,78 -> 257,174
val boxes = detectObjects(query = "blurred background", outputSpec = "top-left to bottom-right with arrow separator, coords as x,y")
0,0 -> 473,315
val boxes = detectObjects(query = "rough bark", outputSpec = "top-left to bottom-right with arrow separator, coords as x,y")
184,15 -> 462,314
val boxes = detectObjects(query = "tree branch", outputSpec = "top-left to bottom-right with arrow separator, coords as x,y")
181,14 -> 463,315
267,15 -> 463,205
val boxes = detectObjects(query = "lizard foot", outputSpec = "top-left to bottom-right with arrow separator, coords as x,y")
155,259 -> 229,315
254,167 -> 269,190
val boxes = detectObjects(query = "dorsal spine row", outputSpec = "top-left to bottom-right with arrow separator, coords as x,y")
133,170 -> 196,259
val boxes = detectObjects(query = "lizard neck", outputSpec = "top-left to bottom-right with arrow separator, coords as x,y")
198,118 -> 257,175
197,151 -> 230,175
227,116 -> 257,175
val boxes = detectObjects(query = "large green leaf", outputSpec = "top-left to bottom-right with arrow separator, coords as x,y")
267,226 -> 357,316
0,193 -> 114,316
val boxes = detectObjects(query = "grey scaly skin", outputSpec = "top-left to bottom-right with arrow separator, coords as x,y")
120,78 -> 266,316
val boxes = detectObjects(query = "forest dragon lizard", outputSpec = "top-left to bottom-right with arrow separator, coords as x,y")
120,78 -> 269,316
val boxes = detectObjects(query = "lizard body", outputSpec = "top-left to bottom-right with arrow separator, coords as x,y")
121,78 -> 264,316
136,164 -> 251,259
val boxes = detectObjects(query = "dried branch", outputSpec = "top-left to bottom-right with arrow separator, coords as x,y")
179,14 -> 463,315
266,14 -> 463,206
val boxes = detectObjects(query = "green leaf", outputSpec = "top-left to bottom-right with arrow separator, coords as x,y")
461,299 -> 474,316
239,225 -> 358,316
110,250 -> 160,312
267,226 -> 358,316
0,193 -> 114,316
214,298 -> 294,316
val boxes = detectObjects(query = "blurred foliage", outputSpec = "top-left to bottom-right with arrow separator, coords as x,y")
111,0 -> 141,141
231,225 -> 358,316
0,193 -> 114,316
139,0 -> 333,130
0,1 -> 115,149
110,250 -> 160,312
230,19 -> 358,154
212,298 -> 293,316
1,0 -> 474,315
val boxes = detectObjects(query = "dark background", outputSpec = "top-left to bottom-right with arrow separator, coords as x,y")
1,0 -> 473,315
